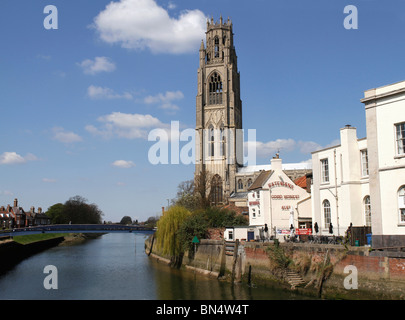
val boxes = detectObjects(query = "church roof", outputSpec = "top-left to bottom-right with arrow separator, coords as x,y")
248,170 -> 273,191
238,162 -> 312,174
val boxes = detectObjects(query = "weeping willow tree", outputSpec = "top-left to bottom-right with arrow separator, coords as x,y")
155,205 -> 191,268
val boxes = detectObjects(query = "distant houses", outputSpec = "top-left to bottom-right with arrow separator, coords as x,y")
0,198 -> 50,229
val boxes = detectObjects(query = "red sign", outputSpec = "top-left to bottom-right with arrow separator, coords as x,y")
296,228 -> 312,235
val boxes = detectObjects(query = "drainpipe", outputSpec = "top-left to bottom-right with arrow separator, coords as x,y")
334,149 -> 340,236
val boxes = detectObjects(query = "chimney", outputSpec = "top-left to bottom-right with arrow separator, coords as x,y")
38,207 -> 42,214
14,198 -> 18,207
162,206 -> 165,216
30,206 -> 35,213
271,154 -> 283,172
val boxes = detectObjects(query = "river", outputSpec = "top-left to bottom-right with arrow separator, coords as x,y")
0,233 -> 310,300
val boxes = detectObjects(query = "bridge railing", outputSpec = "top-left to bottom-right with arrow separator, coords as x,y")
0,224 -> 155,236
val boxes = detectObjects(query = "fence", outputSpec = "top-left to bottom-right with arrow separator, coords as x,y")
349,226 -> 371,246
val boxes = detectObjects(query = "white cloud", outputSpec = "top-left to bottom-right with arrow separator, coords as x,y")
52,127 -> 83,143
86,112 -> 165,139
87,85 -> 133,100
246,138 -> 339,158
0,152 -> 38,165
112,160 -> 136,168
78,56 -> 116,75
246,139 -> 296,158
92,0 -> 207,54
0,190 -> 14,196
144,90 -> 183,111
42,178 -> 57,183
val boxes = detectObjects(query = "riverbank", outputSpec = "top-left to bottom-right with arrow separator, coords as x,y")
0,233 -> 104,273
145,236 -> 405,300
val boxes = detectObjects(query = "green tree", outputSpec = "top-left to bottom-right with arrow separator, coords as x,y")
63,195 -> 103,224
46,203 -> 65,224
155,205 -> 191,267
47,196 -> 103,224
120,216 -> 133,225
177,211 -> 208,253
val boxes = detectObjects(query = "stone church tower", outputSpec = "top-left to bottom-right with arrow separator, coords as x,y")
195,16 -> 243,205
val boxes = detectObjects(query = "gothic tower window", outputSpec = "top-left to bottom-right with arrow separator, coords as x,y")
209,125 -> 215,157
209,72 -> 222,105
220,125 -> 226,157
210,174 -> 223,205
214,36 -> 220,58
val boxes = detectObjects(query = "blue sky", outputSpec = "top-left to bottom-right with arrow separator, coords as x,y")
1,0 -> 405,222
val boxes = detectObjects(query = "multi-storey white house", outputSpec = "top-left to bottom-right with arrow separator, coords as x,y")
312,79 -> 405,249
311,126 -> 370,237
361,80 -> 405,249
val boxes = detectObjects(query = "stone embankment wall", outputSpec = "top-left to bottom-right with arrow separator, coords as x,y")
145,236 -> 405,299
0,237 -> 65,273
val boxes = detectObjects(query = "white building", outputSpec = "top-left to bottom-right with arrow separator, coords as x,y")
224,156 -> 312,242
361,80 -> 405,249
311,79 -> 405,248
311,126 -> 370,236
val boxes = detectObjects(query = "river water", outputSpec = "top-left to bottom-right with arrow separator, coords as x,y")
0,233 -> 310,300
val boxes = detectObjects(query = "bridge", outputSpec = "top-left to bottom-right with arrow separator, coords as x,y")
0,224 -> 156,237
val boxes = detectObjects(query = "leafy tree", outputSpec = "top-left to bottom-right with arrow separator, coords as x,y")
145,216 -> 159,228
63,195 -> 103,224
46,203 -> 65,224
47,196 -> 103,224
155,205 -> 191,267
177,211 -> 208,253
204,207 -> 248,228
120,216 -> 133,225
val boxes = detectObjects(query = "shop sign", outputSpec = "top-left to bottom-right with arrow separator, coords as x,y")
268,181 -> 294,190
296,228 -> 312,235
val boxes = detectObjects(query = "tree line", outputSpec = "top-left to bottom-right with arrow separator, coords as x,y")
46,195 -> 103,224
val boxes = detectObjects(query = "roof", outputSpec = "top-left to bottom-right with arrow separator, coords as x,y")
229,191 -> 248,199
294,175 -> 307,189
238,162 -> 312,174
248,170 -> 273,191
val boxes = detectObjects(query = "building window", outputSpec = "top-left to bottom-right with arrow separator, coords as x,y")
228,230 -> 233,240
256,191 -> 260,199
214,36 -> 220,58
364,196 -> 371,227
398,186 -> 405,224
238,179 -> 243,190
247,179 -> 253,188
396,123 -> 405,155
252,208 -> 256,218
323,199 -> 331,229
321,159 -> 329,183
208,125 -> 214,157
361,149 -> 369,177
220,126 -> 226,157
209,72 -> 222,105
210,174 -> 223,205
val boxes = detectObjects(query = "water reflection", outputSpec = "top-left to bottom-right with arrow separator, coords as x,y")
0,233 -> 310,300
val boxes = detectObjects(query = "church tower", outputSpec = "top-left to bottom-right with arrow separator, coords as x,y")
195,16 -> 243,205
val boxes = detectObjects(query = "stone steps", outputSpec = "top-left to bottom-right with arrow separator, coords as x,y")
285,270 -> 306,288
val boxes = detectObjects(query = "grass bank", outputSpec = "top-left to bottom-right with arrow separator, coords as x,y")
12,233 -> 68,245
